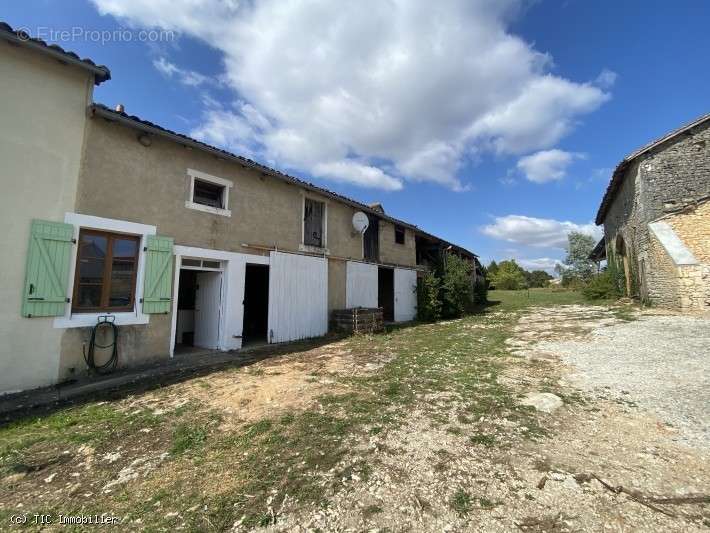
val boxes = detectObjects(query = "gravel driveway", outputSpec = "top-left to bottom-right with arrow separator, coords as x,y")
539,314 -> 710,449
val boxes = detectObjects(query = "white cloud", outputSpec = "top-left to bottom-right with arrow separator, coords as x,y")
517,257 -> 562,272
482,214 -> 602,248
517,149 -> 583,184
93,0 -> 611,191
594,68 -> 618,90
153,57 -> 210,87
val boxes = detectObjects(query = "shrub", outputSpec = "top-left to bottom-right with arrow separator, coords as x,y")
582,270 -> 622,300
441,254 -> 474,318
417,271 -> 441,322
473,278 -> 488,306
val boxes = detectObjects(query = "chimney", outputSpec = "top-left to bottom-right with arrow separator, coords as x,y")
115,103 -> 125,113
369,202 -> 385,214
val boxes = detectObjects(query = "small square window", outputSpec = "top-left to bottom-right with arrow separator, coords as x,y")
394,225 -> 405,245
193,179 -> 225,209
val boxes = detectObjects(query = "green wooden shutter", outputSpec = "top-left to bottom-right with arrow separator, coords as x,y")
22,219 -> 75,318
143,235 -> 174,314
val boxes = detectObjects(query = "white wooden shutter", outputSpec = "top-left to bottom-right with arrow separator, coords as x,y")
394,268 -> 417,322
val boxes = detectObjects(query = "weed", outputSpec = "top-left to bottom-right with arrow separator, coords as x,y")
449,488 -> 472,516
171,423 -> 207,454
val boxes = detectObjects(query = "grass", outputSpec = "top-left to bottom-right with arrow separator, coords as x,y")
450,489 -> 472,516
0,288 -> 586,530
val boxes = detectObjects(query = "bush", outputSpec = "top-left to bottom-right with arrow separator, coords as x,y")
441,254 -> 474,318
417,271 -> 441,322
582,270 -> 622,300
473,278 -> 488,306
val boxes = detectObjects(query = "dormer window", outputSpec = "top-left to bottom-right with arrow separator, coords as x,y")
185,168 -> 232,217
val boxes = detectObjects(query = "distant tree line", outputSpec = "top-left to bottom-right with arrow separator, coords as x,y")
485,259 -> 553,290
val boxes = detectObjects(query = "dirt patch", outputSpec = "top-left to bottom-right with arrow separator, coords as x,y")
120,339 -> 393,427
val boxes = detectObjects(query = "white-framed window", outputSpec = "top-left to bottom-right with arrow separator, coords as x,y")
300,193 -> 328,253
185,168 -> 233,217
54,213 -> 157,329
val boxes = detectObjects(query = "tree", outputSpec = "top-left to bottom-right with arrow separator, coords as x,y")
560,231 -> 596,287
440,254 -> 474,318
525,269 -> 553,288
489,259 -> 526,290
486,260 -> 499,277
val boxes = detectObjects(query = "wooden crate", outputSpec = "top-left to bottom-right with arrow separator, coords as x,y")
331,307 -> 384,334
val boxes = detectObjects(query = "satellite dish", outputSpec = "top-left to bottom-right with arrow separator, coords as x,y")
352,211 -> 369,234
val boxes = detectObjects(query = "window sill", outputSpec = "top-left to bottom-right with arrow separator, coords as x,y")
54,312 -> 150,329
185,200 -> 231,217
299,243 -> 329,255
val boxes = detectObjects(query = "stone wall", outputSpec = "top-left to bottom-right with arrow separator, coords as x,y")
667,200 -> 710,264
602,119 -> 710,307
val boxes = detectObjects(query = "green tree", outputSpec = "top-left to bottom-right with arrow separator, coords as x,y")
486,260 -> 499,277
441,254 -> 474,318
525,269 -> 553,288
560,231 -> 597,287
490,260 -> 526,290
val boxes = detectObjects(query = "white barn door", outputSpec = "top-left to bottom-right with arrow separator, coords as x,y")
268,251 -> 328,343
194,271 -> 222,349
346,261 -> 378,308
394,268 -> 417,322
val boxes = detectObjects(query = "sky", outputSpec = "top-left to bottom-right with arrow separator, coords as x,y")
5,1 -> 709,272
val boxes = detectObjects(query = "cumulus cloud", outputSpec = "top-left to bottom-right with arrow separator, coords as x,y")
92,0 -> 611,190
482,214 -> 602,248
517,149 -> 583,183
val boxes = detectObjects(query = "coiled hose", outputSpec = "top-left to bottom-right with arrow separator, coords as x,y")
83,316 -> 119,374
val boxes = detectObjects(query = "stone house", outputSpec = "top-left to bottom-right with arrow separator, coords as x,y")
0,23 -> 480,394
593,113 -> 710,311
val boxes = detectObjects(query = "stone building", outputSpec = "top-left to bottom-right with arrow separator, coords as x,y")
593,113 -> 710,311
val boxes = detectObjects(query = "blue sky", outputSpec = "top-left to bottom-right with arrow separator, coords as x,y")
5,1 -> 709,271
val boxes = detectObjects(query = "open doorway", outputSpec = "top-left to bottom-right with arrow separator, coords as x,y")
175,265 -> 223,354
243,264 -> 269,346
378,266 -> 394,322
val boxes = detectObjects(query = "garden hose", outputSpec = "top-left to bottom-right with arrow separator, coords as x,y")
83,316 -> 119,374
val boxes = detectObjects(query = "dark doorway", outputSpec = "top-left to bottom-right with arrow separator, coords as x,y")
176,269 -> 197,348
243,264 -> 269,344
378,267 -> 394,322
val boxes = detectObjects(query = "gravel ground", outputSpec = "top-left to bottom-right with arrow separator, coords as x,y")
539,314 -> 710,449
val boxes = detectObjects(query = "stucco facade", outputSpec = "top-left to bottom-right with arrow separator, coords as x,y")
0,42 -> 96,393
599,117 -> 710,310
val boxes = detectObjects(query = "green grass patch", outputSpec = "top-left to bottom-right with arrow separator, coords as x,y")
171,423 -> 208,455
449,488 -> 472,516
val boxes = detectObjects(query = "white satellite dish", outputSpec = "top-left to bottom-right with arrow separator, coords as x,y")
352,211 -> 369,234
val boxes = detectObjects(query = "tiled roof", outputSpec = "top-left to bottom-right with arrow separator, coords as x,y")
595,112 -> 710,225
89,103 -> 477,258
0,21 -> 110,85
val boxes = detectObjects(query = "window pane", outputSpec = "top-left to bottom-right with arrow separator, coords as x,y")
109,259 -> 136,307
202,260 -> 221,269
79,233 -> 107,258
78,258 -> 105,284
182,258 -> 201,267
113,237 -> 138,258
304,198 -> 324,247
77,285 -> 102,308
193,179 -> 224,208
